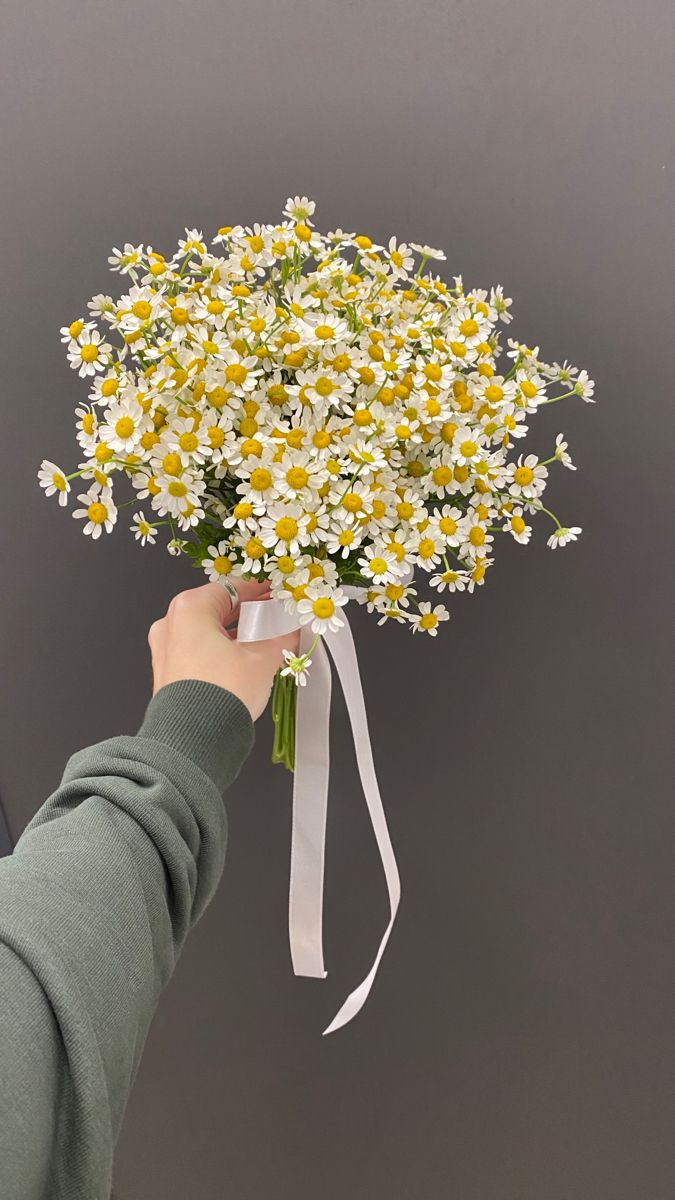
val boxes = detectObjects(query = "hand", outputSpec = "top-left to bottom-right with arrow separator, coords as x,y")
147,580 -> 299,721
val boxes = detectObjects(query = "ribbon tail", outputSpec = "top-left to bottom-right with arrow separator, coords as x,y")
322,618 -> 401,1035
288,628 -> 331,979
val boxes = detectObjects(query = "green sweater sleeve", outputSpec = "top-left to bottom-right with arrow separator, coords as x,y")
0,678 -> 255,1200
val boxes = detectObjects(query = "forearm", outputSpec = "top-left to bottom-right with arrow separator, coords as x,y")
0,679 -> 254,1200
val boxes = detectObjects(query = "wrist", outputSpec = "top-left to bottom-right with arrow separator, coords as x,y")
137,678 -> 255,791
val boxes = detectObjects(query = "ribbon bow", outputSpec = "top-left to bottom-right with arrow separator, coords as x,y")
237,590 -> 400,1035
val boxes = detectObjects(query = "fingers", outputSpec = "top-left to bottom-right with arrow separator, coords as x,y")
232,577 -> 272,603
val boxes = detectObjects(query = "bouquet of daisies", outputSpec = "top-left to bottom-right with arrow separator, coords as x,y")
39,195 -> 594,769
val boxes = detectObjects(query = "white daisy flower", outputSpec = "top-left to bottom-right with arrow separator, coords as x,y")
547,526 -> 582,549
259,503 -> 310,555
430,568 -> 467,593
283,196 -> 317,222
237,533 -> 268,575
504,507 -> 532,544
152,471 -> 206,519
358,544 -> 402,584
414,531 -> 444,572
386,236 -> 415,278
410,601 -> 450,635
296,583 -> 348,634
75,406 -> 98,451
38,459 -> 71,506
458,516 -> 494,559
100,397 -> 149,453
429,504 -> 463,546
409,242 -> 447,262
323,524 -> 365,559
574,370 -> 595,402
108,243 -> 144,273
163,417 -> 212,467
507,453 -> 548,500
280,649 -> 312,687
554,434 -> 576,470
131,512 -> 158,546
67,328 -> 111,378
72,487 -> 117,539
60,318 -> 93,345
202,541 -> 238,582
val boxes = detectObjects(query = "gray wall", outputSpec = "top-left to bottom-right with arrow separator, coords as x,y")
1,2 -> 673,1197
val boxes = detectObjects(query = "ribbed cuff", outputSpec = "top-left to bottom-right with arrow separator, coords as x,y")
136,679 -> 255,793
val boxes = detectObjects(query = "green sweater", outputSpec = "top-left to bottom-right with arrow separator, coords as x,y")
0,678 -> 255,1200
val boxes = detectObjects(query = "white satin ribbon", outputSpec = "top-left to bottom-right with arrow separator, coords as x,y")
236,592 -> 400,1035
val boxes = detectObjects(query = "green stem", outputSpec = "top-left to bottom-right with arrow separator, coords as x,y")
271,670 -> 297,771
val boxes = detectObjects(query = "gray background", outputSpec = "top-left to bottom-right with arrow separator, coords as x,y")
1,1 -> 674,1197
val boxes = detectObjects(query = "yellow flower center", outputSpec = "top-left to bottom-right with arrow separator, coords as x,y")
163,453 -> 182,477
369,556 -> 388,577
245,537 -> 265,560
338,530 -> 354,546
440,570 -> 458,583
460,440 -> 477,458
314,324 -> 334,340
179,431 -> 199,453
432,466 -> 452,488
132,300 -> 152,320
439,516 -> 457,536
312,597 -> 335,619
275,517 -> 298,542
514,465 -> 534,486
286,466 -> 309,489
459,318 -> 479,337
249,468 -> 273,492
53,472 -> 67,491
171,307 -> 189,325
80,344 -> 99,363
440,422 -> 457,445
520,380 -> 537,398
397,501 -> 414,520
484,384 -> 504,403
424,362 -> 442,381
469,526 -> 486,546
418,538 -> 436,559
168,480 -> 188,497
94,442 -> 113,463
87,501 -> 107,524
207,387 -> 228,409
276,555 -> 295,574
101,378 -> 119,397
202,340 -> 219,356
240,438 -> 262,458
207,299 -> 225,315
213,555 -> 232,575
234,502 -> 253,520
115,417 -> 135,439
315,376 -> 334,397
511,516 -> 526,534
354,408 -> 372,427
343,492 -> 362,513
69,320 -> 84,338
419,612 -> 438,630
226,363 -> 247,384
208,426 -> 225,448
81,413 -> 95,434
